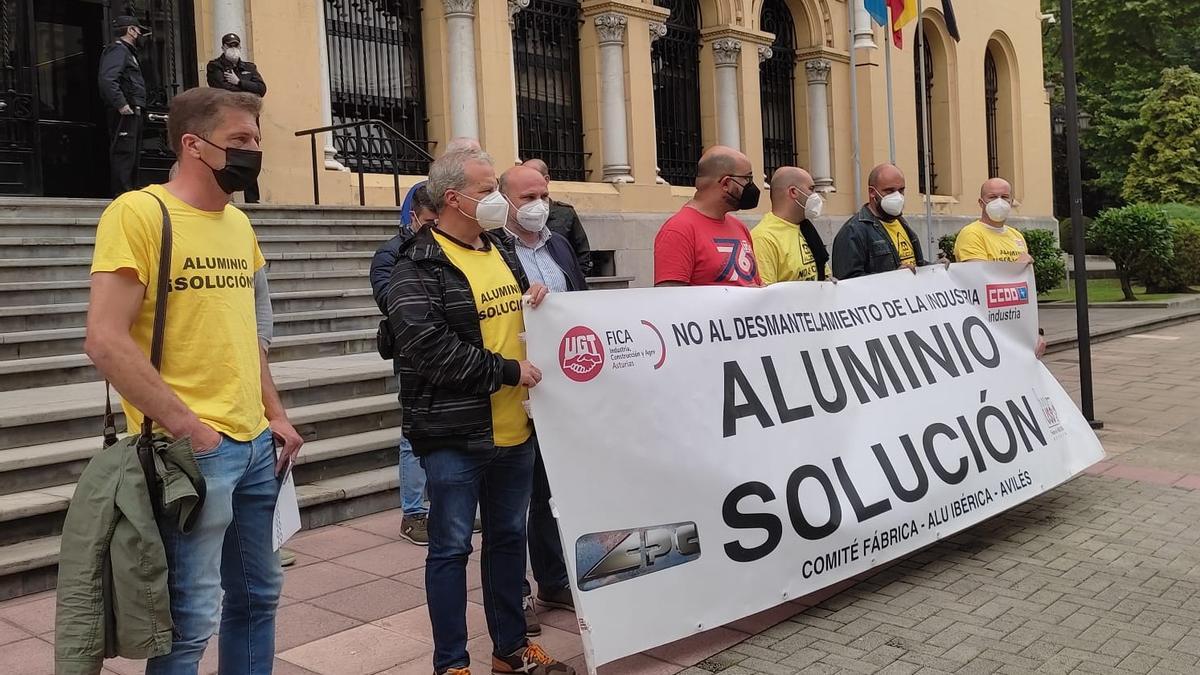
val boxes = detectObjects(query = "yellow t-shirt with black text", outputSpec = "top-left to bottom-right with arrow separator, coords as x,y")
433,230 -> 532,448
751,211 -> 820,284
882,219 -> 916,267
91,185 -> 269,441
953,220 -> 1028,262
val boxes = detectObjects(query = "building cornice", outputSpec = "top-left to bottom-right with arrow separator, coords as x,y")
580,0 -> 670,23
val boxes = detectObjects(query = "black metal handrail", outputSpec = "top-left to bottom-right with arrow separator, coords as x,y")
295,119 -> 435,206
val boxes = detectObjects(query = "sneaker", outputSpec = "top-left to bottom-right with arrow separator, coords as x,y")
535,587 -> 574,612
400,514 -> 429,546
473,517 -> 482,533
439,668 -> 471,675
279,549 -> 297,567
523,595 -> 541,637
492,642 -> 575,674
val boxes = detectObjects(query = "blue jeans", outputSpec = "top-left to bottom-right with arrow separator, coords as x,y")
422,438 -> 535,673
147,429 -> 283,675
523,439 -> 570,598
398,435 -> 428,517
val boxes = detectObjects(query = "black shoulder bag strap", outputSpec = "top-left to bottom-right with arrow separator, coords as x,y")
102,191 -> 172,462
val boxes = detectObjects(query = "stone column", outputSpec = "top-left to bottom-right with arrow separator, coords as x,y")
852,0 -> 877,50
508,0 -> 529,161
314,0 -> 347,170
595,13 -> 633,183
445,0 -> 479,139
213,0 -> 247,55
649,20 -> 668,184
805,59 -> 834,191
711,38 -> 742,150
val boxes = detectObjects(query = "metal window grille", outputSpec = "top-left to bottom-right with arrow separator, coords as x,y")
984,49 -> 1000,180
914,33 -> 937,194
759,0 -> 797,181
513,0 -> 586,181
651,0 -> 701,186
325,0 -> 430,175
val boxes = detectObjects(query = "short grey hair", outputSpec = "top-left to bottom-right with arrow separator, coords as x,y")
427,148 -> 494,212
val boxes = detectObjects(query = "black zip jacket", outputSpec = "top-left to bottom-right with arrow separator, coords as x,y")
97,41 -> 146,111
205,56 -> 268,97
831,204 -> 928,279
546,200 -> 593,276
385,227 -> 530,455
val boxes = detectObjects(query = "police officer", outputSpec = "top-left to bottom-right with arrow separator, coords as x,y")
206,33 -> 266,202
97,16 -> 149,196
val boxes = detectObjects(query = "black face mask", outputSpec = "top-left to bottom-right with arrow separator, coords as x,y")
134,32 -> 151,49
197,136 -> 262,194
731,178 -> 760,211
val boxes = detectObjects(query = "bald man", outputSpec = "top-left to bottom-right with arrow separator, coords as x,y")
522,158 -> 592,275
654,145 -> 762,287
953,178 -> 1033,264
752,166 -> 830,284
832,163 -> 927,279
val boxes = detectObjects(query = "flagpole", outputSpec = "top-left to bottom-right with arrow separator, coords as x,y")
849,6 -> 863,207
885,6 -> 896,163
917,0 -> 934,253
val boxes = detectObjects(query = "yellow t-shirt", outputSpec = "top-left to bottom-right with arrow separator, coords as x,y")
91,185 -> 269,441
954,220 -> 1029,262
433,230 -> 532,448
751,211 -> 820,284
882,219 -> 917,267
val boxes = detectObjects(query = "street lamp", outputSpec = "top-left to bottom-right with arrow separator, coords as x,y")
1077,110 -> 1091,130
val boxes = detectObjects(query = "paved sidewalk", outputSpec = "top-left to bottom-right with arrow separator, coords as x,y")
3,323 -> 1200,674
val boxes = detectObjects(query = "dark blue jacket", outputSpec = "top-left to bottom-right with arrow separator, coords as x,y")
491,227 -> 589,292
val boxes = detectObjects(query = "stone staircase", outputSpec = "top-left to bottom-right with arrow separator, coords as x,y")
0,199 -> 406,600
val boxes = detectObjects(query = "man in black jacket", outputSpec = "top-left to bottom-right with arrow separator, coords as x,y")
522,158 -> 593,276
97,16 -> 149,196
832,163 -> 928,279
206,33 -> 266,202
386,148 -> 574,675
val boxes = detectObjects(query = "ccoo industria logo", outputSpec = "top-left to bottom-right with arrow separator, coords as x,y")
985,282 -> 1030,308
559,326 -> 605,382
576,522 -> 701,591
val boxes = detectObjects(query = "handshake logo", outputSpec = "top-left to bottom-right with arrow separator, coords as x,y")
559,326 -> 605,382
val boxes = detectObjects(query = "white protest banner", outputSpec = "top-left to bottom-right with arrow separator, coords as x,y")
525,262 -> 1104,672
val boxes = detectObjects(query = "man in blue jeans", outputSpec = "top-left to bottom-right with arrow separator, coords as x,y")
387,147 -> 574,675
86,87 -> 303,673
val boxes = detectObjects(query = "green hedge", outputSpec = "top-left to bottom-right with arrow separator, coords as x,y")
1058,216 -> 1104,255
1131,216 -> 1200,292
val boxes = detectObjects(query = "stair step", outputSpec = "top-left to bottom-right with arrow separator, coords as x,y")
0,463 -> 399,600
0,274 -> 374,306
0,234 -> 391,259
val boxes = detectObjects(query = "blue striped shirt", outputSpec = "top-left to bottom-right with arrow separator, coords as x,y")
508,227 -> 569,293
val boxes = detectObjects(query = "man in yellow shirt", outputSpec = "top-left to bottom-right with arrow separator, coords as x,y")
752,166 -> 830,284
954,177 -> 1034,264
386,147 -> 576,675
955,177 -> 1046,358
85,87 -> 303,672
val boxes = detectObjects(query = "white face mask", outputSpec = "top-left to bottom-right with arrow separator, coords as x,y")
794,190 -> 823,221
515,198 -> 550,233
985,197 -> 1012,223
223,47 -> 242,61
877,190 -> 905,217
457,190 -> 509,229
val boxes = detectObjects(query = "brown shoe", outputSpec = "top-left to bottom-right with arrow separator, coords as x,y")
523,595 -> 541,636
491,642 -> 574,674
440,668 -> 471,675
535,587 -> 574,612
400,514 -> 429,546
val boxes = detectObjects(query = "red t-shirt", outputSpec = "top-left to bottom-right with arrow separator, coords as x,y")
654,206 -> 762,287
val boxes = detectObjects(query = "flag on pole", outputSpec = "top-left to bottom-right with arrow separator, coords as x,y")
865,0 -> 888,26
942,0 -> 961,41
887,0 -> 917,48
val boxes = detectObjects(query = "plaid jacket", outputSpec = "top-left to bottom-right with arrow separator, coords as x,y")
386,227 -> 530,455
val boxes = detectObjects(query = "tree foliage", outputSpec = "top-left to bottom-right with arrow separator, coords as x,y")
1122,67 -> 1200,204
1042,0 -> 1200,208
1089,204 -> 1174,300
1021,228 -> 1067,294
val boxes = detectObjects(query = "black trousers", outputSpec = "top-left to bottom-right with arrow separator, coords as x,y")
107,109 -> 143,196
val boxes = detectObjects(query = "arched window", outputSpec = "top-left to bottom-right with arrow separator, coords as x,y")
652,0 -> 702,186
984,50 -> 1000,179
759,0 -> 797,180
325,0 -> 430,175
513,0 -> 586,181
913,35 -> 936,194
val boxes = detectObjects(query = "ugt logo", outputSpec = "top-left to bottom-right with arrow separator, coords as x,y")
559,326 -> 605,382
576,522 -> 701,591
986,282 -> 1030,308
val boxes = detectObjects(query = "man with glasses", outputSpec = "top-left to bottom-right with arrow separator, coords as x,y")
654,146 -> 763,287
